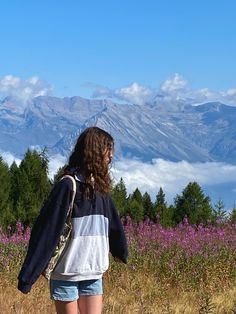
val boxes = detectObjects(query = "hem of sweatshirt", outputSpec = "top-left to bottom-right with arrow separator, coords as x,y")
50,272 -> 103,281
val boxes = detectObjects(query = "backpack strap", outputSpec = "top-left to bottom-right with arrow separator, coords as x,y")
60,175 -> 77,219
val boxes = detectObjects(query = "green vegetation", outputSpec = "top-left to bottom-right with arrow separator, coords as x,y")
1,219 -> 236,313
0,149 -> 51,229
0,149 -> 236,313
0,150 -> 236,229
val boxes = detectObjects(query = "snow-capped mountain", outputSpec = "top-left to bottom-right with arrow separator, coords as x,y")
0,96 -> 236,164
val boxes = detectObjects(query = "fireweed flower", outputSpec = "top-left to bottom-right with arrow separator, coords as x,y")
0,221 -> 30,271
122,216 -> 236,285
0,219 -> 235,287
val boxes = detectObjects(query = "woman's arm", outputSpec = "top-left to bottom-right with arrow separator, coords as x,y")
108,196 -> 128,263
17,177 -> 73,293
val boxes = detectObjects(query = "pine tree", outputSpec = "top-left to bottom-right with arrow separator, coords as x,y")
154,187 -> 167,223
53,165 -> 66,184
161,205 -> 175,227
0,156 -> 11,227
154,187 -> 174,226
111,178 -> 127,216
16,149 -> 51,226
230,206 -> 236,224
127,197 -> 144,223
132,188 -> 143,204
142,191 -> 155,220
126,188 -> 144,222
0,156 -> 11,211
173,181 -> 213,225
212,199 -> 227,224
9,161 -> 21,211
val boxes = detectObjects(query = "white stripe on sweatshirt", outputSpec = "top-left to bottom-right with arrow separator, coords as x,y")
51,215 -> 109,281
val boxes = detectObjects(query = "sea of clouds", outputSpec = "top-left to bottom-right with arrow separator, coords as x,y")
2,149 -> 236,209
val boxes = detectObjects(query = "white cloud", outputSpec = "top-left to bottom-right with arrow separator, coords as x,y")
89,83 -> 113,98
157,74 -> 236,107
0,150 -> 21,166
112,158 -> 236,203
218,88 -> 236,106
91,73 -> 236,107
92,82 -> 155,105
48,154 -> 67,179
0,75 -> 52,104
114,82 -> 155,105
160,73 -> 188,93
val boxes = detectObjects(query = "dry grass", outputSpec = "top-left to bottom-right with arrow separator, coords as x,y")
1,268 -> 236,314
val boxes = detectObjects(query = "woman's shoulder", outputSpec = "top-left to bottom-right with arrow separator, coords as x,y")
53,175 -> 75,192
96,192 -> 115,211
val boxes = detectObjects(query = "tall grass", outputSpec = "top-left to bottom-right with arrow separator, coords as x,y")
0,219 -> 236,313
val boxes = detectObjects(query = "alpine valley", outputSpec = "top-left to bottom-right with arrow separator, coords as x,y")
1,95 -> 236,208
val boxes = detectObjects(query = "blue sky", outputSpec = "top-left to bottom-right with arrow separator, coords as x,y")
1,0 -> 236,209
0,0 -> 236,98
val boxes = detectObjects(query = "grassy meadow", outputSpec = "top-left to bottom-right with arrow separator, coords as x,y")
0,219 -> 236,313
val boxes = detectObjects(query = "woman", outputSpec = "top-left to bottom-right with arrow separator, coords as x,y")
18,127 -> 128,314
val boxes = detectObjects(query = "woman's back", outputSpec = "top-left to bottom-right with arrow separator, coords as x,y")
51,175 -> 111,281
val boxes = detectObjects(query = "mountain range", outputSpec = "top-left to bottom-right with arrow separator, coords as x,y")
0,96 -> 236,164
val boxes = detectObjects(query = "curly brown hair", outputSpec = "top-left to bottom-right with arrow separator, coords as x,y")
66,127 -> 114,196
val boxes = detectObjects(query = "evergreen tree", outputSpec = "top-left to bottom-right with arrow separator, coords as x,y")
0,156 -> 11,211
212,199 -> 227,224
126,188 -> 144,222
111,178 -> 127,216
161,205 -> 175,227
142,191 -> 155,220
16,149 -> 51,226
154,187 -> 168,224
173,181 -> 212,225
127,197 -> 144,223
132,188 -> 143,204
155,187 -> 166,208
0,156 -> 11,226
53,165 -> 66,184
9,161 -> 21,211
230,206 -> 236,224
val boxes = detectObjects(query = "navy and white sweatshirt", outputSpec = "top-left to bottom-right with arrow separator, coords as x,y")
18,175 -> 128,293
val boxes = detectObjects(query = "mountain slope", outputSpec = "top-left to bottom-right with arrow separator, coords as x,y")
0,96 -> 235,163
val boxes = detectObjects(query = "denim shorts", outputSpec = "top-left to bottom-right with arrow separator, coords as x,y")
50,278 -> 103,301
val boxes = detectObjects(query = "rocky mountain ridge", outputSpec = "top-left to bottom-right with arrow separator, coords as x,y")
0,96 -> 235,163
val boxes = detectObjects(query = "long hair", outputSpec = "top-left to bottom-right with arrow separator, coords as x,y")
66,127 -> 114,196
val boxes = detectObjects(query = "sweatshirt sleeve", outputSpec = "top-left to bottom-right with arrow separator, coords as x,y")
108,196 -> 128,264
17,177 -> 73,293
